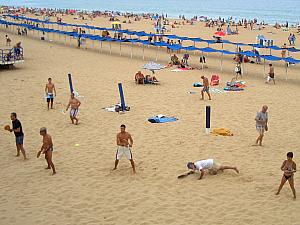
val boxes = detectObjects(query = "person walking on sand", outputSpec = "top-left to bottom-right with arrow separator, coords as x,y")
276,152 -> 296,199
266,64 -> 275,84
45,77 -> 56,110
113,124 -> 136,174
37,127 -> 56,175
5,34 -> 11,46
184,159 -> 239,180
8,112 -> 27,160
66,93 -> 81,125
200,76 -> 211,100
254,105 -> 268,146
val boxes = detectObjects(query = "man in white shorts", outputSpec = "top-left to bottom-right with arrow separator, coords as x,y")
66,93 -> 81,125
254,105 -> 268,146
187,159 -> 239,179
113,124 -> 136,174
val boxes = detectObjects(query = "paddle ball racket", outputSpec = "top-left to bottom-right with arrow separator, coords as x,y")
177,171 -> 194,179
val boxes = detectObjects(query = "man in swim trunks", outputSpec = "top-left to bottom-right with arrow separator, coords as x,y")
266,64 -> 275,84
45,77 -> 56,110
37,127 -> 56,175
66,93 -> 81,125
201,75 -> 212,100
254,105 -> 268,146
9,112 -> 27,160
186,159 -> 239,179
276,152 -> 296,199
113,124 -> 136,174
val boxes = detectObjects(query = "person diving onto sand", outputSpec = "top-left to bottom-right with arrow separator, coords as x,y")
178,159 -> 239,179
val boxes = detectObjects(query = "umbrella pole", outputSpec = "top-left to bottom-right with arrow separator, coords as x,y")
100,41 -> 103,53
221,53 -> 223,71
143,44 -> 145,61
263,59 -> 266,78
110,42 -> 112,55
131,42 -> 133,59
285,63 -> 288,81
221,43 -> 224,71
201,51 -> 204,70
156,46 -> 158,61
120,42 -> 122,56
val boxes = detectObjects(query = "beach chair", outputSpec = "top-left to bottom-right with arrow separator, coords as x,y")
210,75 -> 220,86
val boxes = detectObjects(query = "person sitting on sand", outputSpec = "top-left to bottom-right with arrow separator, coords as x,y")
276,152 -> 296,199
135,71 -> 145,84
200,76 -> 212,100
145,75 -> 158,84
185,159 -> 239,180
66,93 -> 81,125
170,54 -> 180,65
37,127 -> 56,175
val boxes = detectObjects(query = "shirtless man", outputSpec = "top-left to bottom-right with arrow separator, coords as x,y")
185,159 -> 239,180
113,124 -> 136,174
37,127 -> 56,175
266,64 -> 275,84
276,152 -> 296,199
45,78 -> 56,110
135,71 -> 145,84
281,43 -> 287,58
66,93 -> 81,125
200,76 -> 212,100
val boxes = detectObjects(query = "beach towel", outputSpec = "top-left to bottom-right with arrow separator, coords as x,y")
104,104 -> 130,112
210,88 -> 225,94
210,75 -> 220,86
193,82 -> 203,87
224,87 -> 244,91
171,68 -> 189,72
212,128 -> 233,136
148,115 -> 178,123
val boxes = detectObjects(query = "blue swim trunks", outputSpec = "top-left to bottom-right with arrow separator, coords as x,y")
15,135 -> 24,145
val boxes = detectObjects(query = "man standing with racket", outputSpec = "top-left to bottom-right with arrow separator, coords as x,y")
45,77 -> 56,110
66,93 -> 81,125
113,124 -> 136,174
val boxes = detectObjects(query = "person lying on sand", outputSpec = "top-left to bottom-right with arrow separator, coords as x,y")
178,159 -> 239,179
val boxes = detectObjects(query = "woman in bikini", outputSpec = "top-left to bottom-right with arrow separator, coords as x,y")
276,152 -> 296,199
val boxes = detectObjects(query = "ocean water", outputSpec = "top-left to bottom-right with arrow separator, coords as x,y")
1,0 -> 300,24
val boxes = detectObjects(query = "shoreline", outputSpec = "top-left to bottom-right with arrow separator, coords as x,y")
1,5 -> 299,26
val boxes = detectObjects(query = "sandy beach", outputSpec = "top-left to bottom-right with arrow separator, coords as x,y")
0,12 -> 300,225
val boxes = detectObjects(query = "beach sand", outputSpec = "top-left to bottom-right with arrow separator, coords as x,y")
0,13 -> 300,225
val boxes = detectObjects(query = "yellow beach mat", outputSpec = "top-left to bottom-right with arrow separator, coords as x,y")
211,128 -> 233,136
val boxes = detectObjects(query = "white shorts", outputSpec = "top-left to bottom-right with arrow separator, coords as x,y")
256,126 -> 265,135
267,76 -> 275,82
70,108 -> 78,117
212,161 -> 221,170
116,146 -> 132,160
